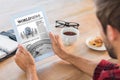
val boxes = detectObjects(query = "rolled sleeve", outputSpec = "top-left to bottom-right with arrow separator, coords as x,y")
93,60 -> 119,80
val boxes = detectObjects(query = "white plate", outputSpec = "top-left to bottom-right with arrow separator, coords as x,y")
86,37 -> 106,51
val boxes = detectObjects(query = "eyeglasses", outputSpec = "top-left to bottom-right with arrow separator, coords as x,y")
55,20 -> 79,29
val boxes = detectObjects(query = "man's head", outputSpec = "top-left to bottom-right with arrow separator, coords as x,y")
95,0 -> 120,59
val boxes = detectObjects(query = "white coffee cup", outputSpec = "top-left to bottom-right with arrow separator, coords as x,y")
60,27 -> 79,46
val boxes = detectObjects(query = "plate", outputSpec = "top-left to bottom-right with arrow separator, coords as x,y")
86,36 -> 106,51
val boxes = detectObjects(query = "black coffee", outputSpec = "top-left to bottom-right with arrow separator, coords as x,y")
63,31 -> 76,36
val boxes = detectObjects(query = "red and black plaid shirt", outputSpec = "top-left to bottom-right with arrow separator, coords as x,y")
93,60 -> 120,80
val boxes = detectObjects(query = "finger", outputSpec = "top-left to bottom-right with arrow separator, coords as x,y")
18,45 -> 29,55
18,45 -> 33,58
15,48 -> 27,60
56,35 -> 64,48
18,44 -> 25,51
49,32 -> 57,45
15,48 -> 21,55
57,35 -> 64,46
15,50 -> 25,58
16,47 -> 22,54
18,45 -> 25,51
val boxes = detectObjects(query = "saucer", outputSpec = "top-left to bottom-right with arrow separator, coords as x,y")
86,36 -> 106,51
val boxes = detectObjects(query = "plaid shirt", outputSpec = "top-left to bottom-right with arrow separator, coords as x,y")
93,60 -> 120,80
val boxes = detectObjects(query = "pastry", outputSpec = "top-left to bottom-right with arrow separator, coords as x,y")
89,36 -> 103,47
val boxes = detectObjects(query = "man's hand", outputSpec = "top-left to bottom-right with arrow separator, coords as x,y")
49,32 -> 97,76
49,32 -> 70,60
15,45 -> 35,72
15,45 -> 38,80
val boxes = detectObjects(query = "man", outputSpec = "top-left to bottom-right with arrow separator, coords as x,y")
15,0 -> 120,80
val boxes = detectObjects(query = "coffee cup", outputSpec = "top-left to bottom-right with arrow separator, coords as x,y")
60,27 -> 79,46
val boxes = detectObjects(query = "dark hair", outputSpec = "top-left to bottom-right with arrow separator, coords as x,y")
95,0 -> 120,34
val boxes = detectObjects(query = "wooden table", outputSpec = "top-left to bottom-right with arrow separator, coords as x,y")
0,0 -> 112,80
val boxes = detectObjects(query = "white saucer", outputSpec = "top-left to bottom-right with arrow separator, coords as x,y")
86,37 -> 106,51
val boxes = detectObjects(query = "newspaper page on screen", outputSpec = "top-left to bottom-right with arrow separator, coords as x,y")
12,7 -> 54,62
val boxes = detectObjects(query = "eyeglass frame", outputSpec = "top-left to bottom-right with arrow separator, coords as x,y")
55,20 -> 80,29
